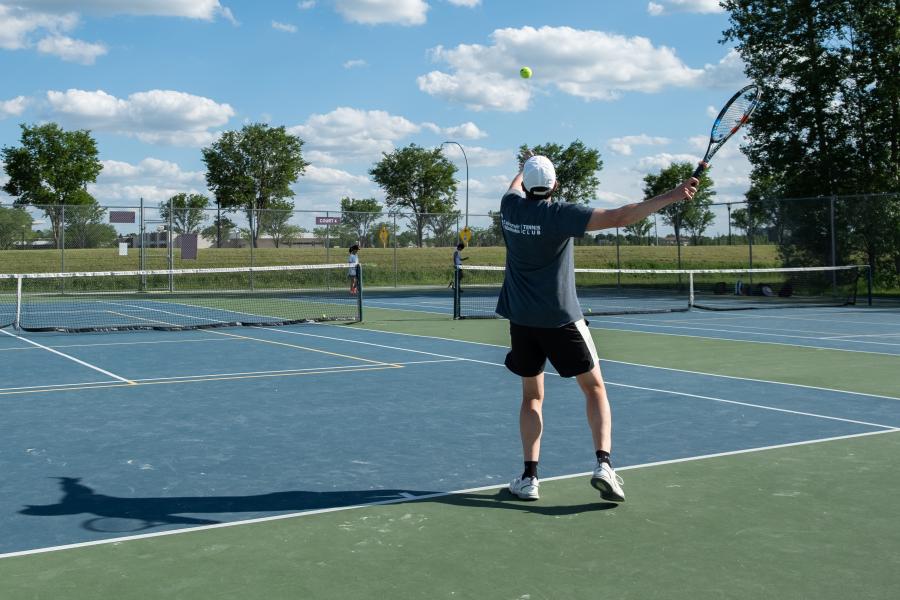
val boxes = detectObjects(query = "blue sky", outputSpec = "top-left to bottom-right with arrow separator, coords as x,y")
0,0 -> 749,233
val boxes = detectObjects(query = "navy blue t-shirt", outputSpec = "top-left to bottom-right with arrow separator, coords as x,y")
495,190 -> 594,327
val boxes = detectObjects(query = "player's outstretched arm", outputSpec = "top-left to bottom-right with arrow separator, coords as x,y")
585,176 -> 700,232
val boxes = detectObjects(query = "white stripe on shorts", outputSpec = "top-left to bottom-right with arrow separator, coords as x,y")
573,319 -> 599,365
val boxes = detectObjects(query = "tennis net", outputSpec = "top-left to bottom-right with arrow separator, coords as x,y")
0,264 -> 362,333
453,264 -> 871,319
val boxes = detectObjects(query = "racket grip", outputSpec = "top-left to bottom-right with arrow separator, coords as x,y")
692,163 -> 706,179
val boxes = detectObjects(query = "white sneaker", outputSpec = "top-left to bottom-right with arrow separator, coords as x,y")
591,462 -> 625,502
508,476 -> 540,500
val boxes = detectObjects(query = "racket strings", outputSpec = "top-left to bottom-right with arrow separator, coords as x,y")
712,90 -> 759,141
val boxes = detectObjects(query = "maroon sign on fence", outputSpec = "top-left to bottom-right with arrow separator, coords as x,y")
109,210 -> 136,223
315,216 -> 342,225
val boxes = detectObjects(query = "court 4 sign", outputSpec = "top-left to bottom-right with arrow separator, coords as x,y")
315,216 -> 342,225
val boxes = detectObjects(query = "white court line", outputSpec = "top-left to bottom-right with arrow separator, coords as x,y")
266,328 -> 899,426
820,333 -> 900,340
0,379 -> 122,392
585,321 -> 900,357
605,381 -> 896,429
327,323 -> 900,401
586,317 -> 900,346
128,358 -> 461,383
0,329 -> 134,384
2,428 -> 895,560
599,314 -> 900,338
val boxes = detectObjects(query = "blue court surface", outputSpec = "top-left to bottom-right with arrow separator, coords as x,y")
1,321 -> 898,557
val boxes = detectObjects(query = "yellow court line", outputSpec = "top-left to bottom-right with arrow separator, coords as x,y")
209,329 -> 400,367
0,364 -> 403,397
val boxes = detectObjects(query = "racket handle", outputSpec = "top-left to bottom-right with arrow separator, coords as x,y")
692,162 -> 707,179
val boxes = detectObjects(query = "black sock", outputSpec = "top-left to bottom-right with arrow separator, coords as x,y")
522,461 -> 538,479
596,450 -> 612,467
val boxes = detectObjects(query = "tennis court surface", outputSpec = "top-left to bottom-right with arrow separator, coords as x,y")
1,271 -> 898,599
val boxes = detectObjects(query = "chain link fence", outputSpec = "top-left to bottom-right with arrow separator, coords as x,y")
1,194 -> 897,293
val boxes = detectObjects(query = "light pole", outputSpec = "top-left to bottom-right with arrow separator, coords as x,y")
440,141 -> 469,229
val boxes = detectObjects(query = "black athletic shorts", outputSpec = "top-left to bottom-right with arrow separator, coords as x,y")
504,319 -> 599,378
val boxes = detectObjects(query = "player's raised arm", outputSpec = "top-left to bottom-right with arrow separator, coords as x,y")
585,176 -> 700,232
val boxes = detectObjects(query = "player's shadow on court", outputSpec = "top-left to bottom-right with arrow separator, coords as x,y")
20,477 -> 613,533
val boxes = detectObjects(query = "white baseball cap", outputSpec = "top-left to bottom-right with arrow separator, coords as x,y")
522,155 -> 556,197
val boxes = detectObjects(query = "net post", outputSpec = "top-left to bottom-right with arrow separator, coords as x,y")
866,265 -> 873,307
688,272 -> 695,309
356,263 -> 364,322
15,275 -> 22,330
453,266 -> 461,319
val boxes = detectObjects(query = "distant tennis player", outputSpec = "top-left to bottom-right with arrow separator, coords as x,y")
348,244 -> 360,295
502,153 -> 699,503
449,242 -> 468,288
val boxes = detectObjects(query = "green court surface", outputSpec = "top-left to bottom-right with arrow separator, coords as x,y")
2,432 -> 897,599
1,306 -> 898,599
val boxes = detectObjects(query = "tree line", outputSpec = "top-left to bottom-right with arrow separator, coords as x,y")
723,0 -> 900,284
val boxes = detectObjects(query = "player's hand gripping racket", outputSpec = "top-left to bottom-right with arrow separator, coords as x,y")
693,84 -> 761,178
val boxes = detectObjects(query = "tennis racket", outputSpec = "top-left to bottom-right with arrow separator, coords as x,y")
693,84 -> 761,178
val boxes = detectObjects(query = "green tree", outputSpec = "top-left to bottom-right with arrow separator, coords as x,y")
64,199 -> 116,249
369,144 -> 457,247
723,0 -> 900,283
257,198 -> 296,248
159,193 -> 209,234
516,140 -> 603,204
202,123 -> 308,248
624,218 -> 653,245
201,215 -> 237,246
340,197 -> 382,247
0,205 -> 33,249
643,161 -> 715,267
427,210 -> 460,246
1,123 -> 103,245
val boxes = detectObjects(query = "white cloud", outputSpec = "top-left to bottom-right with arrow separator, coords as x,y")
289,107 -> 421,163
298,1 -> 316,9
0,5 -> 79,50
89,157 -> 208,205
608,134 -> 670,156
0,95 -> 29,118
635,152 -> 702,173
36,35 -> 106,64
271,21 -> 297,33
12,1 -> 235,21
647,0 -> 724,15
425,121 -> 487,140
0,1 -> 236,63
46,89 -> 235,146
418,26 -> 703,111
699,49 -> 749,90
343,59 -> 367,69
333,0 -> 428,26
446,0 -> 480,6
304,165 -> 371,187
444,145 -> 509,168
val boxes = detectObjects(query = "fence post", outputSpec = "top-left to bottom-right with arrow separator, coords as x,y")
325,211 -> 330,263
168,196 -> 174,292
60,204 -> 65,274
139,197 -> 145,291
393,213 -> 398,288
748,207 -> 754,286
615,227 -> 621,287
830,195 -> 837,294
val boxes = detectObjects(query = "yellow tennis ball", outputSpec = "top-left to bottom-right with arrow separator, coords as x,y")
520,66 -> 532,79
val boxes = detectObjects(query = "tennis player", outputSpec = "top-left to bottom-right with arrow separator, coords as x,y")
348,244 -> 360,295
449,242 -> 468,288
502,153 -> 699,502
